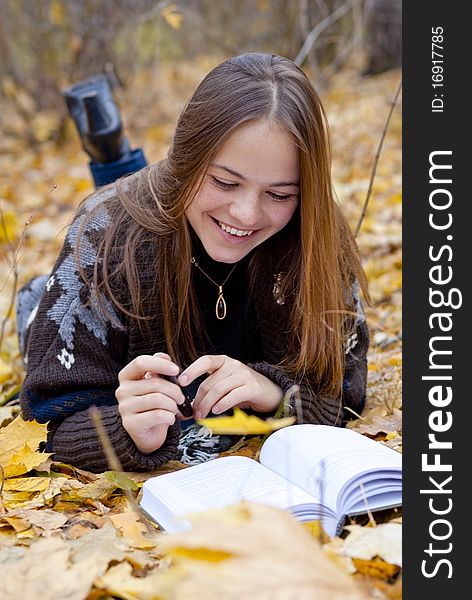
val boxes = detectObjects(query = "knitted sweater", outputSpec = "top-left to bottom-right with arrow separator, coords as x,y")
19,181 -> 369,473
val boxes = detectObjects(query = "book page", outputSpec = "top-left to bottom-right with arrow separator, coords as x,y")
259,424 -> 402,514
141,455 -> 318,532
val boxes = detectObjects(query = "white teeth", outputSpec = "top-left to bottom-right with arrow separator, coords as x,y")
218,221 -> 254,237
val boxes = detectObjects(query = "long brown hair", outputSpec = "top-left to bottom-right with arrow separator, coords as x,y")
78,52 -> 368,397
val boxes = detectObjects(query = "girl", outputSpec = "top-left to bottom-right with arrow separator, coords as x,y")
17,52 -> 369,473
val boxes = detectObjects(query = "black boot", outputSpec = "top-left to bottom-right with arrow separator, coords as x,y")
63,75 -> 147,187
63,75 -> 130,164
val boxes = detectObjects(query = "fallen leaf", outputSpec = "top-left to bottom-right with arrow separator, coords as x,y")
111,506 -> 159,550
339,523 -> 402,567
161,4 -> 184,29
0,416 -> 50,478
0,536 -> 106,600
160,502 -> 365,599
14,508 -> 68,533
198,407 -> 295,435
347,408 -> 402,436
352,556 -> 400,580
104,470 -> 138,492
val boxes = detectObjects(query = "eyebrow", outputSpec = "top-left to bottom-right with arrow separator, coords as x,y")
210,163 -> 300,187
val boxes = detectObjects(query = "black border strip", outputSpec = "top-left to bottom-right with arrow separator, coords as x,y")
404,3 -> 466,595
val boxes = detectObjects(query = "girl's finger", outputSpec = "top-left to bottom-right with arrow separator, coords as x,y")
123,409 -> 177,431
178,354 -> 227,386
121,376 -> 185,403
193,373 -> 245,419
211,386 -> 250,416
119,393 -> 179,416
119,354 -> 179,382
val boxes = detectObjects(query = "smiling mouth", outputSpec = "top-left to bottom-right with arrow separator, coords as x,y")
210,216 -> 259,237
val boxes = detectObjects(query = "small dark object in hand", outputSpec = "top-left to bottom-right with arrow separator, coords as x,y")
162,374 -> 194,417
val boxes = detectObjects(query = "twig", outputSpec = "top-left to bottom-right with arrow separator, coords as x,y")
136,0 -> 173,24
354,79 -> 402,237
88,406 -> 158,536
342,405 -> 367,422
294,0 -> 353,66
0,464 -> 4,500
359,482 -> 377,527
0,188 -> 51,352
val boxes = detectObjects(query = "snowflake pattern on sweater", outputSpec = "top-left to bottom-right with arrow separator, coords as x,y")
44,189 -> 125,370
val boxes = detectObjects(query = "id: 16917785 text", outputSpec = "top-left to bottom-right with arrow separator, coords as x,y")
432,26 -> 444,113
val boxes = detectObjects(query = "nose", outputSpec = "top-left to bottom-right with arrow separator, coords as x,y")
227,191 -> 262,229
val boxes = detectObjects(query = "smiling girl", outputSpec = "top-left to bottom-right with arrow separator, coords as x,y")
18,53 -> 369,472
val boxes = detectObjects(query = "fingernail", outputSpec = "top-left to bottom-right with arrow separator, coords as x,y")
170,363 -> 179,375
179,374 -> 188,385
212,406 -> 221,414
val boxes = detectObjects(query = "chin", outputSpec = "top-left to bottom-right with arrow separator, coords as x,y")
204,243 -> 249,264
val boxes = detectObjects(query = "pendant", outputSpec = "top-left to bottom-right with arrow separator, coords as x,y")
216,286 -> 226,320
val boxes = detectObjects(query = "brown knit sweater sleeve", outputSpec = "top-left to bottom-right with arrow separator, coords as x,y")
19,187 -> 180,472
48,409 -> 180,473
248,278 -> 369,427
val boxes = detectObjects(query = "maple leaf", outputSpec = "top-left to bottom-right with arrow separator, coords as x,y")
0,416 -> 51,478
197,407 -> 295,435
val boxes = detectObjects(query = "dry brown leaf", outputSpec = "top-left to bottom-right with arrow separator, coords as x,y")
111,505 -> 160,550
155,502 -> 366,600
347,408 -> 402,436
352,556 -> 400,580
218,436 -> 264,460
339,523 -> 402,567
0,536 -> 105,600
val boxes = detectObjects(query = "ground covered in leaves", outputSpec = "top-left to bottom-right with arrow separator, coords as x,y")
0,61 -> 402,599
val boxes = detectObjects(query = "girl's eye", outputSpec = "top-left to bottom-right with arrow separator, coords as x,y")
210,175 -> 296,202
267,192 -> 295,202
210,176 -> 237,190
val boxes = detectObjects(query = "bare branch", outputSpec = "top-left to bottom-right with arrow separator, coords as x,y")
354,78 -> 402,237
294,0 -> 353,66
0,185 -> 57,352
88,406 -> 158,536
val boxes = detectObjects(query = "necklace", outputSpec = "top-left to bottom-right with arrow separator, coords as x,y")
191,257 -> 239,320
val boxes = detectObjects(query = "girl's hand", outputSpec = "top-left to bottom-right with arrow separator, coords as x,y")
116,352 -> 186,454
177,355 -> 284,419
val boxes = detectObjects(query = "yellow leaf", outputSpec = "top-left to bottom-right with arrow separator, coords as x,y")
2,477 -> 53,510
388,355 -> 402,367
4,446 -> 52,478
302,520 -> 330,543
104,471 -> 138,492
49,0 -> 65,25
352,556 -> 400,580
1,515 -> 31,533
110,508 -> 157,550
3,476 -> 51,493
161,4 -> 183,29
170,546 -> 233,562
0,358 -> 14,384
0,208 -> 19,243
197,407 -> 295,435
0,417 -> 50,478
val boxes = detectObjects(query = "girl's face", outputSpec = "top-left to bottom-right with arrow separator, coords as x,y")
185,119 -> 300,263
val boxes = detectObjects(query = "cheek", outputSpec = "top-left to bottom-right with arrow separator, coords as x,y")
193,183 -> 223,212
270,203 -> 298,230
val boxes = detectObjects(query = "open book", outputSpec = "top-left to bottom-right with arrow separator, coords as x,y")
140,424 -> 402,537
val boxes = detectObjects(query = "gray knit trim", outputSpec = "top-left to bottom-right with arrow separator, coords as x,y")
45,191 -> 124,369
16,274 -> 49,357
